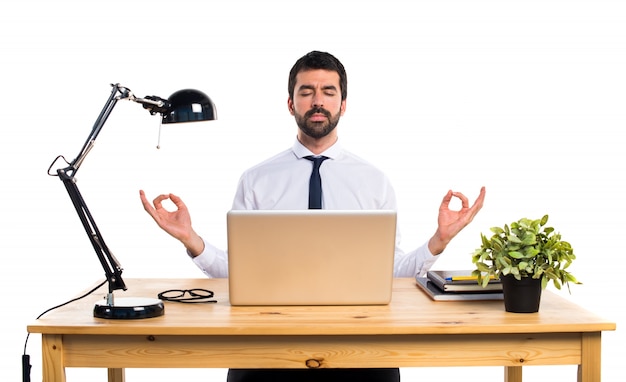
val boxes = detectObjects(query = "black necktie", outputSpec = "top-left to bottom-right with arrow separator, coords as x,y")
304,156 -> 328,209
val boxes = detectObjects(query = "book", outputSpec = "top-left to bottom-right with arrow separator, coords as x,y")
426,270 -> 502,293
415,277 -> 504,301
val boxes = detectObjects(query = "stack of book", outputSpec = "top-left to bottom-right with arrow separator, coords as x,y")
416,270 -> 504,301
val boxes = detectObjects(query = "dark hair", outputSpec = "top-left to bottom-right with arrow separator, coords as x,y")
288,51 -> 347,101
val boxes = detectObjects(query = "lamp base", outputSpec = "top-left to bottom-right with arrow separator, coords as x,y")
94,297 -> 165,319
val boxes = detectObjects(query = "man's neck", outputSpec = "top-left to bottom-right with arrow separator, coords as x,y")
297,133 -> 338,155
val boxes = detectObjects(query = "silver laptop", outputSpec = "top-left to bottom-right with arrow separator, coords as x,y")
227,210 -> 397,306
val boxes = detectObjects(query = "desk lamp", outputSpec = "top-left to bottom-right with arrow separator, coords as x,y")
48,83 -> 217,319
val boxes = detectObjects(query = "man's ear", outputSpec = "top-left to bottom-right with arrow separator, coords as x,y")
287,97 -> 295,115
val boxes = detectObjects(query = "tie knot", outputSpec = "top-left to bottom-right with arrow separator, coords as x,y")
305,155 -> 329,166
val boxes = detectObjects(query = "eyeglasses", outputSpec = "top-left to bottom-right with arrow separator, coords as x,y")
157,288 -> 217,303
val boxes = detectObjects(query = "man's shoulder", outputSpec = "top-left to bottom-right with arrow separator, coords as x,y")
338,148 -> 372,164
337,148 -> 387,174
242,148 -> 295,174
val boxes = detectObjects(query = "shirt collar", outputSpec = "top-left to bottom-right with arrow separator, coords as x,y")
292,138 -> 342,160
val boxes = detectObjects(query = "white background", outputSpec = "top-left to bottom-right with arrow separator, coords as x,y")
1,0 -> 624,381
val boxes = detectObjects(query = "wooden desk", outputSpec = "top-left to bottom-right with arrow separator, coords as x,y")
27,278 -> 616,382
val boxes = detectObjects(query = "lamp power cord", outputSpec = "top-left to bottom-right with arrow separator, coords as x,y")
22,279 -> 107,382
21,281 -> 216,381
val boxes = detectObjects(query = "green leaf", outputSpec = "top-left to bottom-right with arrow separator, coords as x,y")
475,263 -> 491,272
491,227 -> 505,235
497,257 -> 511,268
521,234 -> 536,246
481,276 -> 491,288
480,234 -> 491,248
524,248 -> 540,258
507,234 -> 522,244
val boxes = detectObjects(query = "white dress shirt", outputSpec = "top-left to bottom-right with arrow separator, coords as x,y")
192,139 -> 439,278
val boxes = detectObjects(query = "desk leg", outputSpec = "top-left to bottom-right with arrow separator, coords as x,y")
504,366 -> 522,382
42,334 -> 66,382
578,332 -> 601,382
108,368 -> 125,382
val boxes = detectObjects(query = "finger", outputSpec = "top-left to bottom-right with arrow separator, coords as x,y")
468,187 -> 486,212
139,190 -> 154,211
151,194 -> 171,209
139,190 -> 164,224
473,186 -> 486,208
451,191 -> 470,208
168,193 -> 187,210
440,190 -> 453,207
464,187 -> 486,221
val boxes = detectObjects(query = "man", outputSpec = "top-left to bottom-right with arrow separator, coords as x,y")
140,51 -> 486,382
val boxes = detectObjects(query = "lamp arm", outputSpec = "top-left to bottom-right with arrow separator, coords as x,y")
57,170 -> 127,295
69,84 -> 129,175
55,83 -> 132,297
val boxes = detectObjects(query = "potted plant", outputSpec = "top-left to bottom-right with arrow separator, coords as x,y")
471,214 -> 579,313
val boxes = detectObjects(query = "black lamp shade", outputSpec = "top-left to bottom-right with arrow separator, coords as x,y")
162,89 -> 217,124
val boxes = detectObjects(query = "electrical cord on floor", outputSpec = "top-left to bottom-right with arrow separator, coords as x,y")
22,279 -> 107,382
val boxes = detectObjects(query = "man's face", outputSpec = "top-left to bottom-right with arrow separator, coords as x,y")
288,69 -> 346,139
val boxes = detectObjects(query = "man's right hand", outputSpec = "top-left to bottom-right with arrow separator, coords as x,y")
139,190 -> 205,257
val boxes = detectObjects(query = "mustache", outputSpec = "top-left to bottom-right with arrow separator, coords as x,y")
304,107 -> 331,119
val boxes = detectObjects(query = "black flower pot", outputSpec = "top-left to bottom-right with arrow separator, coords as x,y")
500,274 -> 542,313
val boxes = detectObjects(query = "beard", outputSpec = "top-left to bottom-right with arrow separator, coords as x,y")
294,107 -> 341,139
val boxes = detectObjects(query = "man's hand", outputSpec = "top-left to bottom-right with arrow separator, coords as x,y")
139,190 -> 205,256
428,186 -> 486,255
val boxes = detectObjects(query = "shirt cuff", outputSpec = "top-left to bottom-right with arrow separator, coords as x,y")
416,241 -> 439,277
189,238 -> 216,269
